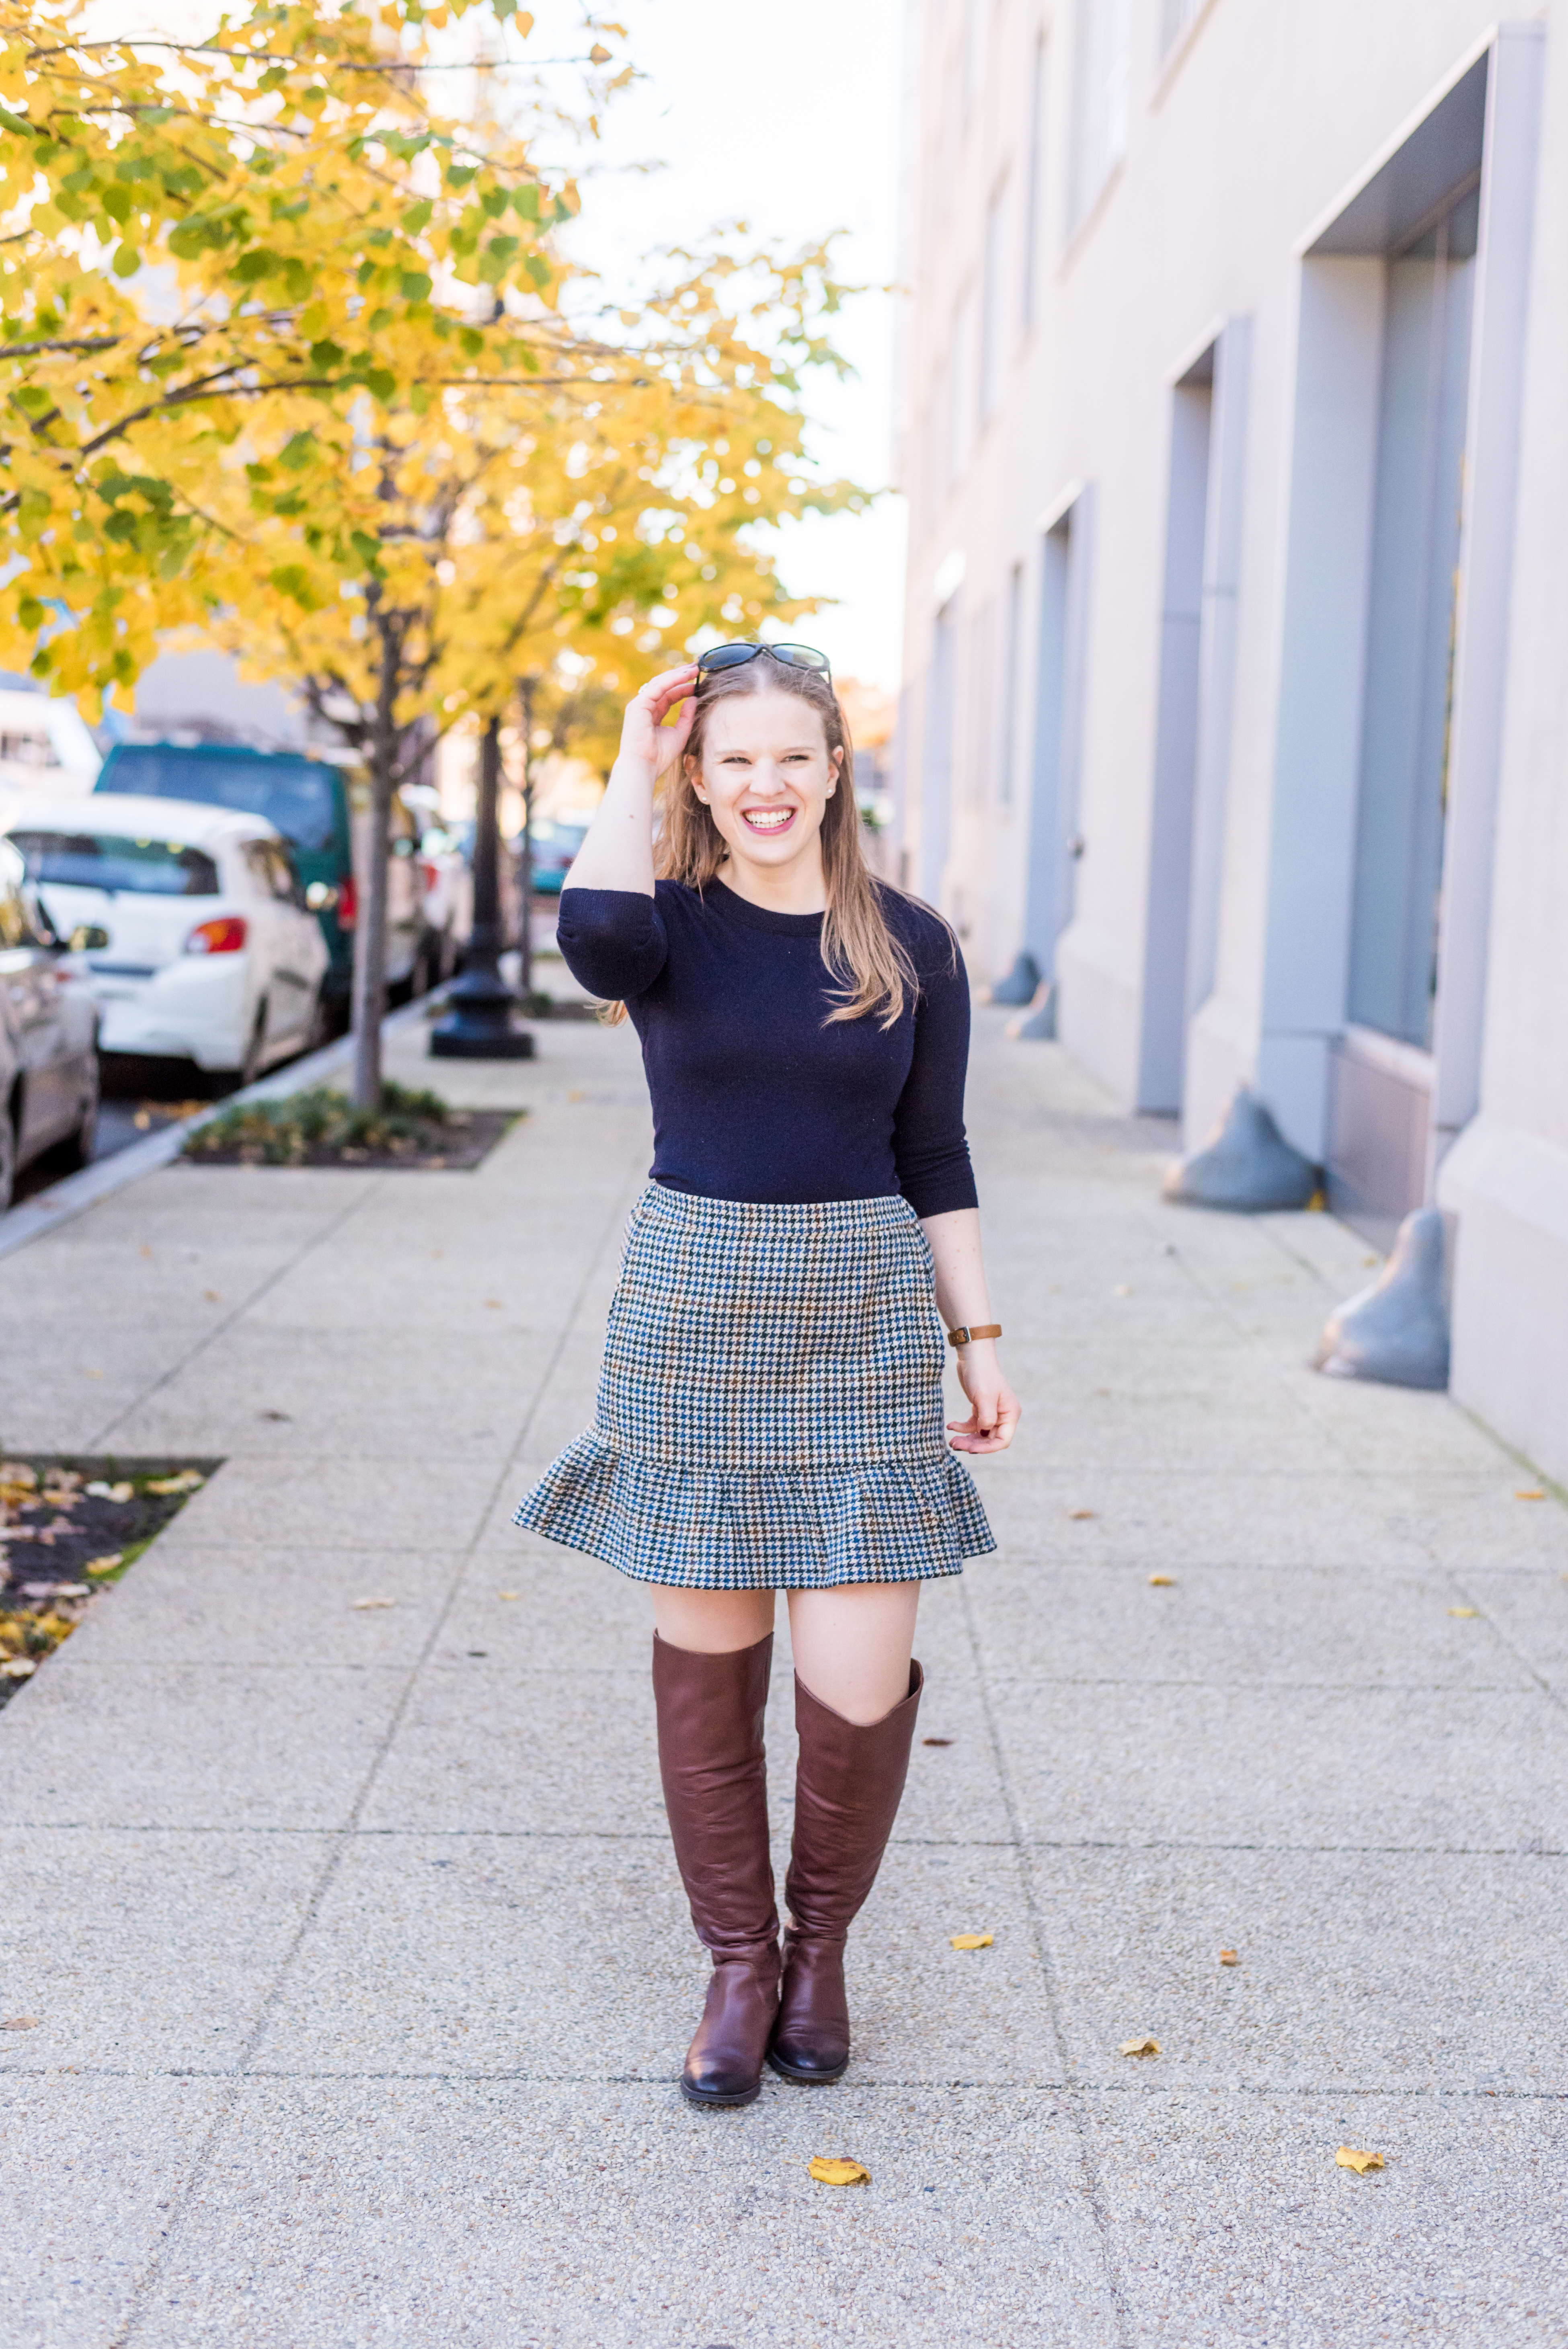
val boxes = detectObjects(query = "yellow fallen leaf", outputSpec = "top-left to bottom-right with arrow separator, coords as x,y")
352,1597 -> 397,1611
1448,1606 -> 1479,1618
1148,1573 -> 1175,1587
484,1298 -> 502,1309
1515,1488 -> 1544,1501
83,1368 -> 104,1381
1336,2146 -> 1383,2173
145,1472 -> 203,1495
0,1658 -> 37,1680
1219,1949 -> 1240,1967
499,1591 -> 521,1601
203,1289 -> 222,1303
807,2156 -> 870,2187
84,1554 -> 123,1577
1119,2036 -> 1160,2057
0,2016 -> 40,2030
1069,1508 -> 1096,1520
949,1933 -> 993,1951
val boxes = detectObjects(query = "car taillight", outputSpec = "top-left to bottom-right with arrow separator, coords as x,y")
185,916 -> 248,955
337,875 -> 357,930
419,859 -> 439,895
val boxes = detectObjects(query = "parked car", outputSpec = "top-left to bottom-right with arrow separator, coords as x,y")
93,743 -> 431,1018
8,797 -> 329,1087
415,821 -> 473,982
0,839 -> 100,1212
527,819 -> 589,896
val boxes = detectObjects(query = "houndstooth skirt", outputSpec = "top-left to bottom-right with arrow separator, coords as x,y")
514,1185 -> 996,1589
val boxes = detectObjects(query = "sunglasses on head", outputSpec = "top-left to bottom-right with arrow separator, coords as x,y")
695,640 -> 832,685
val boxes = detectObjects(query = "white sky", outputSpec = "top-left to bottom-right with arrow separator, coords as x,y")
548,0 -> 909,689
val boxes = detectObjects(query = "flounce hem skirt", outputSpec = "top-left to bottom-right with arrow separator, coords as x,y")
515,1185 -> 996,1590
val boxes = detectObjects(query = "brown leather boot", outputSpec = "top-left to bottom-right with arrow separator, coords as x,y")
769,1660 -> 924,2085
652,1630 -> 781,2109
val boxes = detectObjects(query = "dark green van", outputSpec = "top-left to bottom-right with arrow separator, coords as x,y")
94,743 -> 358,1012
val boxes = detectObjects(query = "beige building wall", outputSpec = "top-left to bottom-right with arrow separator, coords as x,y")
898,0 -> 1568,1478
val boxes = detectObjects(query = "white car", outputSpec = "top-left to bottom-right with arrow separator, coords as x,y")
6,795 -> 330,1084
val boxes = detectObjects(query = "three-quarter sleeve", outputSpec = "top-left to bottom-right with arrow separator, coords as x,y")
891,931 -> 979,1218
554,887 -> 668,1002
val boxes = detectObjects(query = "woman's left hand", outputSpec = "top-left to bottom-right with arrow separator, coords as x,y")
946,1339 -> 1021,1454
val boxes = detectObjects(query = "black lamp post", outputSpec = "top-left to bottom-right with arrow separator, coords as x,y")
431,712 -> 534,1060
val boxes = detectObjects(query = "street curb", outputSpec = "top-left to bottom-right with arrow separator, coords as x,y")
0,987 -> 451,1265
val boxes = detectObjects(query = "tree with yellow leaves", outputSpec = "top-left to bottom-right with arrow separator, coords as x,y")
0,0 -> 862,1101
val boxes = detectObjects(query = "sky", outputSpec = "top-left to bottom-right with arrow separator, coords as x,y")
541,0 -> 910,690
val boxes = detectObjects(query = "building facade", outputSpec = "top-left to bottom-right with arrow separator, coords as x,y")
896,0 -> 1568,1479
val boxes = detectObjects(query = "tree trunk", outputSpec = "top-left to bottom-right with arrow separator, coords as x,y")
351,618 -> 400,1110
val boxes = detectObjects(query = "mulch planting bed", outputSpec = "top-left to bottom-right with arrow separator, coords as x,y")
0,1456 -> 222,1707
181,1081 -> 522,1171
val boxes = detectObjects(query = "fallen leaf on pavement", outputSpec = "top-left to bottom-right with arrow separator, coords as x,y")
203,1289 -> 222,1303
1148,1573 -> 1175,1587
922,1735 -> 953,1747
84,1554 -> 123,1577
807,2157 -> 870,2186
950,1933 -> 993,1950
1336,2146 -> 1383,2173
0,2016 -> 40,2031
1069,1508 -> 1096,1520
1219,1949 -> 1240,1967
1119,2037 -> 1160,2057
145,1472 -> 203,1495
1113,1285 -> 1133,1297
1448,1606 -> 1479,1618
352,1597 -> 396,1610
499,1591 -> 521,1601
0,1659 -> 37,1679
1515,1488 -> 1544,1501
86,1481 -> 134,1503
484,1298 -> 502,1309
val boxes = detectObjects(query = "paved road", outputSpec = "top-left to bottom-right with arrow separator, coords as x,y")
0,1010 -> 1563,2346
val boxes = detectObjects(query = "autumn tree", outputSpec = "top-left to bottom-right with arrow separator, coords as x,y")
0,0 -> 862,1101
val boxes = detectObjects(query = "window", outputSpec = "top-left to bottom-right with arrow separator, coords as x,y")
1022,32 -> 1049,328
245,840 -> 304,906
10,830 -> 222,897
999,561 -> 1024,805
1160,0 -> 1205,60
949,286 -> 979,482
979,178 -> 1008,425
1070,0 -> 1131,232
967,598 -> 995,805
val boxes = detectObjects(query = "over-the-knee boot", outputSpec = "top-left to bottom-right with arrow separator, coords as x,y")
652,1630 -> 781,2109
769,1660 -> 924,2084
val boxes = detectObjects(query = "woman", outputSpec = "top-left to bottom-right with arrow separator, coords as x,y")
517,641 -> 1020,2109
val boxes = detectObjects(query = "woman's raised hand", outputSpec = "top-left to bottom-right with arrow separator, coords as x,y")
619,663 -> 700,777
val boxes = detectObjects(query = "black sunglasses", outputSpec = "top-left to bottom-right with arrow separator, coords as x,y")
695,640 -> 832,685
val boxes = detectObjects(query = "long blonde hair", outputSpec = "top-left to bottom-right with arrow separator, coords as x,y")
606,657 -> 921,1029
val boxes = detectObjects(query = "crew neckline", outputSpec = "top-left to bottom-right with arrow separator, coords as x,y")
703,875 -> 825,936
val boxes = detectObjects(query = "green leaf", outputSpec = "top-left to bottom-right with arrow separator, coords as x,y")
232,248 -> 278,285
269,564 -> 321,609
279,432 -> 315,472
309,339 -> 345,371
111,244 -> 142,278
399,272 -> 432,303
364,368 -> 395,402
510,184 -> 540,222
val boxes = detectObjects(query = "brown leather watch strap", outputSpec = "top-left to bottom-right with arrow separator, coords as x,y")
946,1323 -> 1002,1347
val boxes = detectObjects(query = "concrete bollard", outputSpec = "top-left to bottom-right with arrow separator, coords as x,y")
1006,980 -> 1057,1040
989,951 -> 1042,1007
1162,1086 -> 1318,1211
1314,1207 -> 1451,1390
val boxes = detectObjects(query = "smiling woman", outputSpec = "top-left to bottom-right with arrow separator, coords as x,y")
512,645 -> 1020,2114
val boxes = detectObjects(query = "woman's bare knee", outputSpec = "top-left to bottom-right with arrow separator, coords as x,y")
651,1585 -> 776,1654
786,1582 -> 920,1723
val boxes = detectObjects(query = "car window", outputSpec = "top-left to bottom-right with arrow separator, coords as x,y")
10,829 -> 222,897
94,747 -> 341,853
244,840 -> 303,904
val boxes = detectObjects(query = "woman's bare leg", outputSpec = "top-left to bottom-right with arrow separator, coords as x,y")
651,1586 -> 776,1654
786,1581 -> 921,1723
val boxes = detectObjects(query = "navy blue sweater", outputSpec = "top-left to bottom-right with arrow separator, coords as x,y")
555,879 -> 978,1218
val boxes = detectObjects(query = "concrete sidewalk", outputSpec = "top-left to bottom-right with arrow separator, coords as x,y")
1,1007 -> 1564,2348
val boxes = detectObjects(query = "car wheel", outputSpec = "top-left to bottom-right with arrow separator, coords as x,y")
0,1101 -> 15,1216
57,1053 -> 101,1172
240,1004 -> 269,1089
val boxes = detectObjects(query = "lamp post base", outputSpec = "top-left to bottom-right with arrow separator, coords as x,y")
429,1019 -> 535,1060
